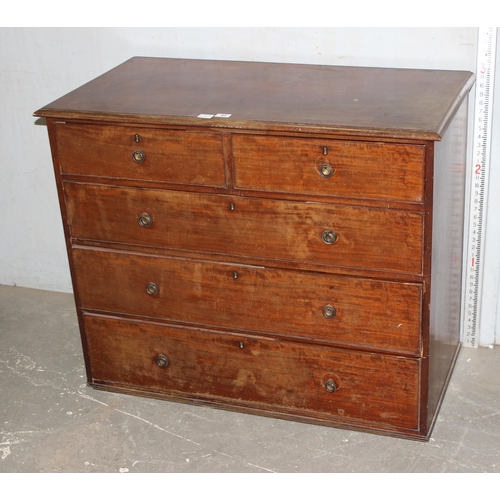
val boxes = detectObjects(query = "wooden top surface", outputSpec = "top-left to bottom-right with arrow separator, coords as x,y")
35,57 -> 475,140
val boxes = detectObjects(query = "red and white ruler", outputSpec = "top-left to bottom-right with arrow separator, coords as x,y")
463,27 -> 497,347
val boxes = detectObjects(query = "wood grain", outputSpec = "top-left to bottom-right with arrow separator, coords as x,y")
35,57 -> 473,439
35,57 -> 474,140
85,314 -> 420,430
426,97 -> 468,431
232,134 -> 425,202
55,122 -> 226,187
64,182 -> 424,275
72,247 -> 422,354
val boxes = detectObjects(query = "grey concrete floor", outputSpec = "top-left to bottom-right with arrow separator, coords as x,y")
1,284 -> 500,474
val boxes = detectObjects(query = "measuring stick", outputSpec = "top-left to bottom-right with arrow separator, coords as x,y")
463,27 -> 497,347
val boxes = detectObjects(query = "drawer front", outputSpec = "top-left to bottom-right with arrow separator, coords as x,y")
65,183 -> 424,275
84,314 -> 420,430
232,134 -> 425,202
55,123 -> 226,187
73,247 -> 422,354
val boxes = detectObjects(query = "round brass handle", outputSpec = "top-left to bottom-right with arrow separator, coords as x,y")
132,150 -> 146,163
322,231 -> 338,245
146,282 -> 159,296
156,355 -> 169,367
138,213 -> 153,227
323,305 -> 337,319
319,163 -> 334,178
325,380 -> 338,393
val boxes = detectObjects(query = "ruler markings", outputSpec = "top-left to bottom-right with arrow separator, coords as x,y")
463,27 -> 497,347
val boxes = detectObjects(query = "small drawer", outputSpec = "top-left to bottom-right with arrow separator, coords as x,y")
65,183 -> 424,275
73,247 -> 422,354
55,123 -> 226,187
232,134 -> 425,202
84,314 -> 421,430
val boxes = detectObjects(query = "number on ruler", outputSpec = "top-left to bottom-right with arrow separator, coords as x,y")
463,27 -> 496,348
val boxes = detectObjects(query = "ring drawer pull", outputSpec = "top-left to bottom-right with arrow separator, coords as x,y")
138,213 -> 153,227
321,231 -> 338,245
132,150 -> 146,163
146,282 -> 159,296
325,380 -> 338,393
323,305 -> 337,319
319,163 -> 334,178
156,355 -> 169,367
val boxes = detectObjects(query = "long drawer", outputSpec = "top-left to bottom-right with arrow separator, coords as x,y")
55,123 -> 226,187
84,314 -> 421,430
65,183 -> 424,275
73,247 -> 422,354
232,134 -> 425,202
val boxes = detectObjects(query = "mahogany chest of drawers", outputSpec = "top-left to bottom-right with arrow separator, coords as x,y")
35,57 -> 475,440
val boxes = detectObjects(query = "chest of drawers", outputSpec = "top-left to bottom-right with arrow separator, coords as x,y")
35,57 -> 475,440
